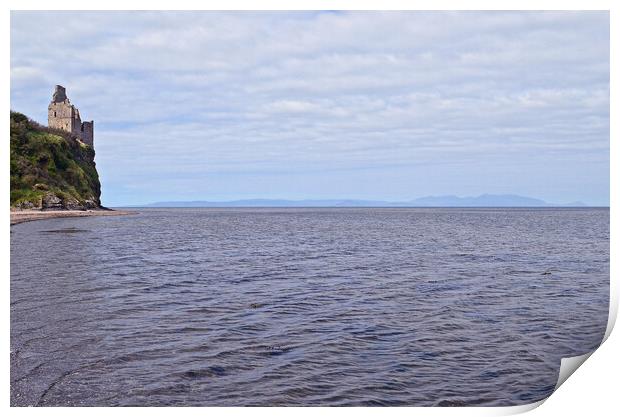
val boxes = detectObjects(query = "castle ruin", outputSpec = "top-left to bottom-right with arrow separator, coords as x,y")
48,85 -> 94,147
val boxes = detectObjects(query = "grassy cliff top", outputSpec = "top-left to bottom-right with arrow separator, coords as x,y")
10,111 -> 101,209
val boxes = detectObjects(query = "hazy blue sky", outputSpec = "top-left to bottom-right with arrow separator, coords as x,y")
11,11 -> 609,206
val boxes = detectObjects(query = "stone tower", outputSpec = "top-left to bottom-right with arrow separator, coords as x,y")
48,85 -> 94,147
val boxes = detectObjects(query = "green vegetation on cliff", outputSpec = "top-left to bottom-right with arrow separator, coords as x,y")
10,111 -> 101,209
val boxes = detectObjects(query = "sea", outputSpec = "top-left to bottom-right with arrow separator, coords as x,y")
10,208 -> 610,406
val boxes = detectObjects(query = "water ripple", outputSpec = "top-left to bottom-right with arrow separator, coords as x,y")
10,208 -> 609,406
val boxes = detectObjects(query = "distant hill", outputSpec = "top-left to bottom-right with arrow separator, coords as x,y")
136,194 -> 587,208
10,111 -> 101,210
406,194 -> 584,207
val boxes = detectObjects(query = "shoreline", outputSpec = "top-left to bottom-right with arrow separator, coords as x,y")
10,209 -> 134,225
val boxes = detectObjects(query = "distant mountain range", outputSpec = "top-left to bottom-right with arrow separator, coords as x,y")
135,194 -> 588,208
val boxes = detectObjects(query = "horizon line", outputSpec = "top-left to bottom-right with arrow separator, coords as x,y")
109,194 -> 604,208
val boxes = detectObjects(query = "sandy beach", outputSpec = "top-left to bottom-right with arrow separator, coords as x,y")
10,209 -> 133,225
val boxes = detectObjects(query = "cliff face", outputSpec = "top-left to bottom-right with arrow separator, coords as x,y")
10,111 -> 101,210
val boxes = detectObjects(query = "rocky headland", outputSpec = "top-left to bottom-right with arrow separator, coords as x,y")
10,110 -> 129,224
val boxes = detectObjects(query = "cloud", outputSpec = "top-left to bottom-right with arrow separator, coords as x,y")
10,11 -> 610,206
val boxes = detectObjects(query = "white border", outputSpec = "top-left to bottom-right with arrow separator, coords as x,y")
3,1 -> 617,416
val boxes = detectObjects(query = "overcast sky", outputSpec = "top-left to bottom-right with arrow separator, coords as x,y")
10,11 -> 609,206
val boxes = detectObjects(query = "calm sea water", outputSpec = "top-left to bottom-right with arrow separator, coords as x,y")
10,208 -> 609,406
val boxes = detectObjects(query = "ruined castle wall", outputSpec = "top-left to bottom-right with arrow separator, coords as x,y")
81,121 -> 94,147
48,101 -> 81,136
72,109 -> 82,137
48,101 -> 73,131
47,100 -> 82,137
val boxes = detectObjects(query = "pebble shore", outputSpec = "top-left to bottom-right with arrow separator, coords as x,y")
10,209 -> 133,225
